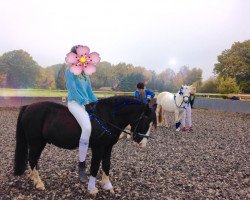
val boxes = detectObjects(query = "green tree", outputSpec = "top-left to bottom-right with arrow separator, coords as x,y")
214,40 -> 250,93
155,69 -> 175,92
56,64 -> 67,89
199,78 -> 218,93
47,64 -> 65,79
36,67 -> 56,89
0,71 -> 7,87
111,62 -> 133,81
217,76 -> 240,94
117,73 -> 145,92
0,50 -> 40,88
91,61 -> 113,89
185,67 -> 203,86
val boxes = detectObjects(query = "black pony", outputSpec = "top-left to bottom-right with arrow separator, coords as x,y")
14,96 -> 156,196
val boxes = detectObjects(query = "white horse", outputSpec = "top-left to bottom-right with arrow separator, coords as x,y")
156,85 -> 190,131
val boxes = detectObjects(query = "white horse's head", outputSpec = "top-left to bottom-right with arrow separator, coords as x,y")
178,85 -> 190,103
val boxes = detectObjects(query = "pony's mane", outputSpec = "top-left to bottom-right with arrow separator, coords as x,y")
97,96 -> 144,106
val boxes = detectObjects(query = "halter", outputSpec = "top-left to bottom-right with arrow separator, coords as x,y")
88,102 -> 150,139
174,87 -> 189,109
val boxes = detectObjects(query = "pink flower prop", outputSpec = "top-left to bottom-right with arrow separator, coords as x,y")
69,65 -> 82,76
65,45 -> 100,76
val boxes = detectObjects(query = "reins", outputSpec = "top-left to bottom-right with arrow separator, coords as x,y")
174,95 -> 187,109
88,103 -> 151,139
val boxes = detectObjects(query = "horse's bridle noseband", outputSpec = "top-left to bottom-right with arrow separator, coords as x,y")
174,88 -> 189,109
130,112 -> 150,139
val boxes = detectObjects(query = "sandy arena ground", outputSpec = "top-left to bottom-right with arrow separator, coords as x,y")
0,107 -> 249,200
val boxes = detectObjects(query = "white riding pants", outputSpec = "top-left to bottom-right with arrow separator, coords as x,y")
181,103 -> 192,127
68,101 -> 91,162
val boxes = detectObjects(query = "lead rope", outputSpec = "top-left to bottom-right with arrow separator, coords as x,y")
174,95 -> 186,109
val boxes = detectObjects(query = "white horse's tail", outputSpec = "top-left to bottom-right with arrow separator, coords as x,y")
158,105 -> 163,124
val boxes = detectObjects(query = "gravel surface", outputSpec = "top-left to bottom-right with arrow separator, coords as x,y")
0,107 -> 249,200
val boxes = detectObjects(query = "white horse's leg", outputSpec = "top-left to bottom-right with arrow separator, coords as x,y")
177,111 -> 184,123
156,105 -> 163,126
163,110 -> 169,127
174,110 -> 181,131
161,109 -> 165,125
29,169 -> 45,190
101,172 -> 115,194
88,176 -> 99,196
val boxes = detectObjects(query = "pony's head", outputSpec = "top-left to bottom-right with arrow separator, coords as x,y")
179,85 -> 190,103
130,98 -> 157,148
108,96 -> 156,148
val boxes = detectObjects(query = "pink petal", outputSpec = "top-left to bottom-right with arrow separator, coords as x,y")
76,46 -> 90,56
83,64 -> 96,75
65,52 -> 78,64
69,65 -> 82,75
88,52 -> 101,64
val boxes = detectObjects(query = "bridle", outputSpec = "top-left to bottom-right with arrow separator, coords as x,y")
174,88 -> 189,109
88,103 -> 151,139
130,112 -> 151,139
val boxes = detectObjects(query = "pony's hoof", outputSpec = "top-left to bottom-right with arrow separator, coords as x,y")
89,188 -> 98,197
36,182 -> 45,190
29,172 -> 35,180
109,188 -> 115,195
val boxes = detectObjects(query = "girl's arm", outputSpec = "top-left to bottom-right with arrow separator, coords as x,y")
86,77 -> 98,102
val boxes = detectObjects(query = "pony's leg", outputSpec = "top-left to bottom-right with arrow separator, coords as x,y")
88,147 -> 104,196
119,132 -> 126,139
101,146 -> 114,194
29,169 -> 44,190
126,125 -> 131,139
28,142 -> 46,190
119,125 -> 131,139
126,134 -> 131,139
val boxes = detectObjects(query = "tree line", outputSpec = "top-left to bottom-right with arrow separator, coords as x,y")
0,40 -> 249,93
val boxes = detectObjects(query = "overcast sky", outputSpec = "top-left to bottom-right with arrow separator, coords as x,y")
0,0 -> 249,80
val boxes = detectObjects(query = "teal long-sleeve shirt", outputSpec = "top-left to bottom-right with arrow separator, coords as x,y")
65,68 -> 97,105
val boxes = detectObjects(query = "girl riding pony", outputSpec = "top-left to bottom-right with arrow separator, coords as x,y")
65,45 -> 100,183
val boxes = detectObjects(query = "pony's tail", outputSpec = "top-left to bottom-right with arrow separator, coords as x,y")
158,105 -> 163,124
14,105 -> 28,176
